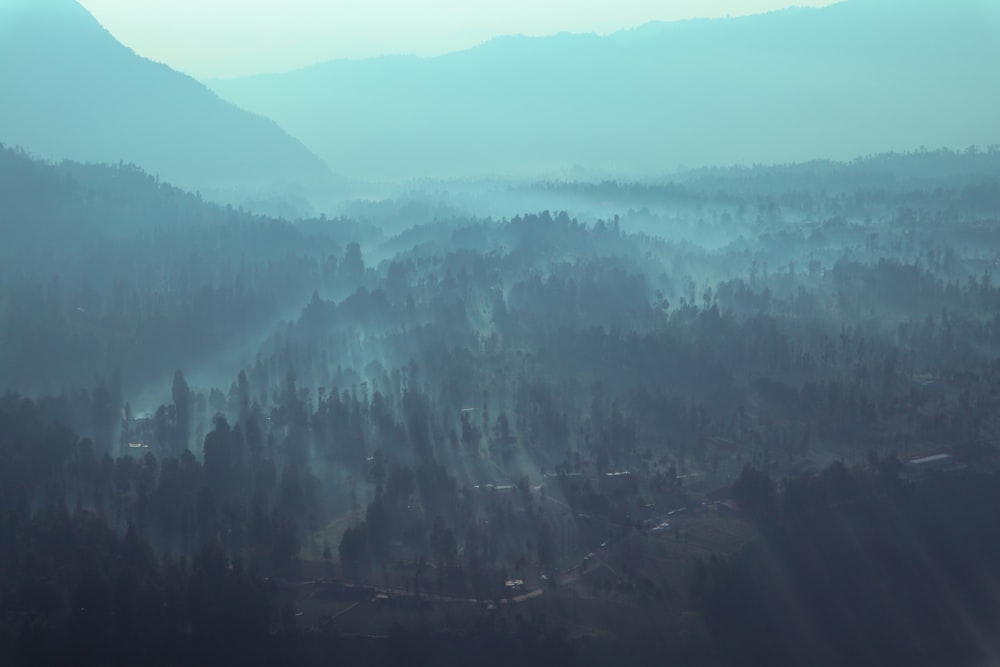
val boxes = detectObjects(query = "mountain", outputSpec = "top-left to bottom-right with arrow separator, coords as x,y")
0,0 -> 331,195
209,0 -> 1000,182
0,142 -> 379,392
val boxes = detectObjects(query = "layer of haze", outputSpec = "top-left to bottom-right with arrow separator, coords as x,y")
75,0 -> 838,78
209,0 -> 1000,183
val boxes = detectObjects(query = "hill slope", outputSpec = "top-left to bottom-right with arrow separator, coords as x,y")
0,0 -> 331,194
209,0 -> 1000,182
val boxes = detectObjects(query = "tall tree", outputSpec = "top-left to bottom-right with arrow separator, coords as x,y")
171,370 -> 191,456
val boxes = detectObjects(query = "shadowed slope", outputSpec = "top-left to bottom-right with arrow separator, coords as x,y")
0,0 -> 331,194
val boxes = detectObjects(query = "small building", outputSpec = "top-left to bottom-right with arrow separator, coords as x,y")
505,579 -> 524,593
649,520 -> 671,533
903,453 -> 955,481
543,471 -> 583,480
471,483 -> 515,494
601,471 -> 638,494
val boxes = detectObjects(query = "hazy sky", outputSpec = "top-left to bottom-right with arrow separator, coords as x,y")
76,0 -> 839,79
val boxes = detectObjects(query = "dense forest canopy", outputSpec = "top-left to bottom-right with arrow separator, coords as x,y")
3,141 -> 1000,664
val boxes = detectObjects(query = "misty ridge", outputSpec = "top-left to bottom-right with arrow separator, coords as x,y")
208,0 -> 1000,183
2,0 -> 1000,666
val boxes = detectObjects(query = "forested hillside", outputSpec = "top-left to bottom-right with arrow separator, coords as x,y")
0,145 -> 373,394
4,145 -> 1000,664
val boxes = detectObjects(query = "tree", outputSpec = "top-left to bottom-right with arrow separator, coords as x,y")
172,370 -> 191,455
203,414 -> 235,492
341,242 -> 365,285
732,465 -> 775,521
339,523 -> 369,581
430,516 -> 458,567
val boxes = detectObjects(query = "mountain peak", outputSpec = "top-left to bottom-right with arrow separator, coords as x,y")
0,0 -> 331,197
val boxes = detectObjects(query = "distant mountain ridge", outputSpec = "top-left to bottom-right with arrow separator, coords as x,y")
209,0 -> 1000,182
0,0 -> 331,195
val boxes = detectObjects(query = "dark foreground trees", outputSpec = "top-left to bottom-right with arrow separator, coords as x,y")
696,463 -> 1000,667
